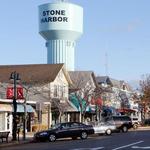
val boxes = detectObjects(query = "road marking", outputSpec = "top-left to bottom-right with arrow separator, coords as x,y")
112,141 -> 144,150
70,147 -> 104,150
132,146 -> 150,149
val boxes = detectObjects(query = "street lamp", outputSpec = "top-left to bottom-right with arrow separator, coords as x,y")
10,71 -> 20,141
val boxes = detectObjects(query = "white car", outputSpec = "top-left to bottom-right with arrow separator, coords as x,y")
131,117 -> 141,129
93,122 -> 116,135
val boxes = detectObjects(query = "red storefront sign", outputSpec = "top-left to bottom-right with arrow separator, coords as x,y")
6,86 -> 24,99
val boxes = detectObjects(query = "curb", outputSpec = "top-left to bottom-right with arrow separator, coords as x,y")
0,139 -> 33,148
130,126 -> 150,131
137,126 -> 150,130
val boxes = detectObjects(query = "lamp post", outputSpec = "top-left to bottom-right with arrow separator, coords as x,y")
10,71 -> 20,141
23,98 -> 27,140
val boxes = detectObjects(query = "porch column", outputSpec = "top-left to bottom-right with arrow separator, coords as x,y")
48,103 -> 52,128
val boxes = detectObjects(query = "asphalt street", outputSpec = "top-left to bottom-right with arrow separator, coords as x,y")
1,130 -> 150,150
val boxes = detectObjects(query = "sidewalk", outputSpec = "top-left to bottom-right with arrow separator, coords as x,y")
1,126 -> 150,148
0,132 -> 34,148
135,125 -> 150,131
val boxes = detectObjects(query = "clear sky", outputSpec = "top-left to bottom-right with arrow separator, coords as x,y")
0,0 -> 150,82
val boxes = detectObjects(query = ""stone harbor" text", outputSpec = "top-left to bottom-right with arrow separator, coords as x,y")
41,10 -> 68,23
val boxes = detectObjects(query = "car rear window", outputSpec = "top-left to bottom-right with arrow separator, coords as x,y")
112,116 -> 131,121
132,118 -> 138,121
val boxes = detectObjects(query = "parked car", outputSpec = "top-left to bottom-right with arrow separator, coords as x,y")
144,118 -> 150,125
93,122 -> 116,135
131,117 -> 141,129
34,122 -> 94,142
109,115 -> 133,132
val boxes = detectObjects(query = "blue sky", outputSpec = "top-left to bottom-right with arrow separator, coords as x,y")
0,0 -> 150,82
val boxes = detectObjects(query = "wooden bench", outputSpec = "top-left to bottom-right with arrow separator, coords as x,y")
0,131 -> 10,143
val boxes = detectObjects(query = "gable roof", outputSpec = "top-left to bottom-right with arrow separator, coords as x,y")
109,78 -> 121,89
69,71 -> 97,89
0,64 -> 64,84
110,78 -> 133,91
96,76 -> 133,92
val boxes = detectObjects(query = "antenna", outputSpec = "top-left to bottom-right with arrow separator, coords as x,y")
104,41 -> 109,76
105,52 -> 108,76
56,0 -> 68,2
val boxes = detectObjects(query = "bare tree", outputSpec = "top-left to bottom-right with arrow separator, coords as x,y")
73,83 -> 95,122
69,72 -> 112,122
140,74 -> 150,103
139,74 -> 150,120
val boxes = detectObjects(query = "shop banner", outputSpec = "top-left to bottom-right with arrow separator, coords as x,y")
6,87 -> 14,99
6,86 -> 24,99
17,87 -> 24,99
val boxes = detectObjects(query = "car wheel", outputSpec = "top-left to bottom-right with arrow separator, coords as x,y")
49,134 -> 56,142
105,129 -> 112,135
122,126 -> 128,132
133,124 -> 138,129
80,131 -> 88,139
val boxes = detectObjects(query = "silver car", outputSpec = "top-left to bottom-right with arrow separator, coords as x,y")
93,122 -> 116,135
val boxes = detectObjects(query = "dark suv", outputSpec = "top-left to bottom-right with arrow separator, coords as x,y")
111,115 -> 133,132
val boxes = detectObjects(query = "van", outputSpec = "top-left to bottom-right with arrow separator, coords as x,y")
111,115 -> 133,132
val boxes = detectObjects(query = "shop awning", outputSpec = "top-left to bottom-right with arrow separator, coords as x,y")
102,106 -> 113,113
117,108 -> 136,113
0,104 -> 13,112
16,104 -> 35,113
91,98 -> 103,106
0,104 -> 35,113
70,94 -> 92,112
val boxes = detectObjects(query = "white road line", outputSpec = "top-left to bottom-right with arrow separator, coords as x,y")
70,147 -> 104,150
132,146 -> 150,149
112,141 -> 144,150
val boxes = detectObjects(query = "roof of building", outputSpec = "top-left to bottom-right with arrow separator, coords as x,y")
96,76 -> 133,92
110,78 -> 133,91
96,76 -> 112,86
69,71 -> 97,89
0,64 -> 64,84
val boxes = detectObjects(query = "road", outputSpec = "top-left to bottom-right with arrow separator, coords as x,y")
1,130 -> 150,150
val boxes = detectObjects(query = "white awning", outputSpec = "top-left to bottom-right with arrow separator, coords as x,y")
15,104 -> 35,113
0,103 -> 35,113
0,104 -> 13,112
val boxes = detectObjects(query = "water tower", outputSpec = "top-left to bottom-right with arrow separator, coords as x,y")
38,0 -> 83,71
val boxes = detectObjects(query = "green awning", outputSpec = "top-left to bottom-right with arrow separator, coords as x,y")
70,94 -> 91,112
